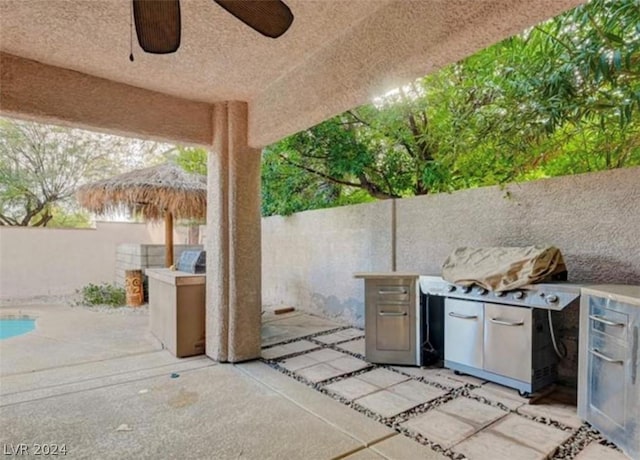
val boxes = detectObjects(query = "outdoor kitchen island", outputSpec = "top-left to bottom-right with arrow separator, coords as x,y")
146,268 -> 206,358
354,273 -> 422,366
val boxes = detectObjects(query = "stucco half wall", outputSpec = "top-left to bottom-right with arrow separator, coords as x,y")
0,222 -> 189,300
262,166 -> 640,326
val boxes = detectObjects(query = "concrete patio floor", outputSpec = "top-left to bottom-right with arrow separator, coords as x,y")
0,304 -> 630,459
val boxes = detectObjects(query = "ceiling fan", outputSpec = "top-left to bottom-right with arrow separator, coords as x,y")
132,0 -> 294,55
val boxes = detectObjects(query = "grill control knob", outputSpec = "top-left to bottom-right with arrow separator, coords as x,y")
477,288 -> 488,295
495,291 -> 505,297
513,291 -> 525,300
446,285 -> 456,292
461,285 -> 471,293
546,294 -> 559,303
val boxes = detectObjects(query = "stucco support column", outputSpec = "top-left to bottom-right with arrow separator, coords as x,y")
206,101 -> 262,362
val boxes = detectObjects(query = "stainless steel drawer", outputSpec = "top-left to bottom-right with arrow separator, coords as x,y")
445,299 -> 483,369
587,335 -> 627,428
484,303 -> 532,383
376,284 -> 411,303
590,297 -> 628,342
364,277 -> 418,365
376,303 -> 410,351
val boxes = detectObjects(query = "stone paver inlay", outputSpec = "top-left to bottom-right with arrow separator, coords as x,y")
261,340 -> 319,360
454,430 -> 543,460
437,397 -> 508,428
402,410 -> 476,449
337,338 -> 365,355
260,322 -> 625,460
489,414 -> 573,457
356,389 -> 422,418
315,328 -> 365,344
297,363 -> 350,383
325,377 -> 380,400
387,380 -> 446,404
574,443 -> 629,460
358,368 -> 409,387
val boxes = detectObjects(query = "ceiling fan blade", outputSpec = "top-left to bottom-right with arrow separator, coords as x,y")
214,0 -> 294,39
133,0 -> 181,54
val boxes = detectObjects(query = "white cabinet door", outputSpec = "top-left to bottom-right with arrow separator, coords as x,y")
484,303 -> 532,383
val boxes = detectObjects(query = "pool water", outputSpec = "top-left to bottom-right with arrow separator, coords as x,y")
0,318 -> 36,339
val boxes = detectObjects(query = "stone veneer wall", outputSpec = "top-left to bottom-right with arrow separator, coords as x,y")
262,166 -> 640,385
114,244 -> 203,287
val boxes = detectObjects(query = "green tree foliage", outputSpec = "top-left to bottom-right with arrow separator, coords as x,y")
262,0 -> 640,216
46,206 -> 92,229
174,146 -> 208,175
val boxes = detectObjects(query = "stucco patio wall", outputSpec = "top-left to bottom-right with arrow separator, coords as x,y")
262,200 -> 394,326
0,222 -> 190,300
262,166 -> 640,323
262,166 -> 639,385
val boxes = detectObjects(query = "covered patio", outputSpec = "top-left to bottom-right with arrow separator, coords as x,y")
3,0 -> 627,459
0,0 -> 585,365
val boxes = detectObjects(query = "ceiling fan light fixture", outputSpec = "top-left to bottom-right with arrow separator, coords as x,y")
214,0 -> 294,39
133,0 -> 181,54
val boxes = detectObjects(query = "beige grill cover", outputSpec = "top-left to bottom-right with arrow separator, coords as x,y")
442,246 -> 567,292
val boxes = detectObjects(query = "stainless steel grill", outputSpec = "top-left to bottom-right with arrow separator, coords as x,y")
420,275 -> 580,396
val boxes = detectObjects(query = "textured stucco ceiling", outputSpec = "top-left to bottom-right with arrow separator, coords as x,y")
0,0 -> 585,146
0,0 -> 385,102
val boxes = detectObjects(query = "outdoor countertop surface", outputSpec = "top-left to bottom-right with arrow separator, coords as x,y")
145,268 -> 206,286
582,284 -> 640,305
353,272 -> 421,279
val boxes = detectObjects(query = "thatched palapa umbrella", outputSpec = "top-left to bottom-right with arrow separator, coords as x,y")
77,163 -> 207,267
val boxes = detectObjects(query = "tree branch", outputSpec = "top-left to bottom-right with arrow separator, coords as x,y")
276,154 -> 361,188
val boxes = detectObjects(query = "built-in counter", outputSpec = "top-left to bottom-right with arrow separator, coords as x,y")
354,272 -> 422,366
354,272 -> 421,280
146,268 -> 206,358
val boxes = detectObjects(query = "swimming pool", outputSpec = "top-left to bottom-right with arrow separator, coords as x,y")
0,318 -> 36,339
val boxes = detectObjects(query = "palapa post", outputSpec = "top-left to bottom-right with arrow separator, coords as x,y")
165,210 -> 174,267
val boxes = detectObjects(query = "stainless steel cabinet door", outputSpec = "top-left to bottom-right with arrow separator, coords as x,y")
587,333 -> 627,428
484,303 -> 532,383
445,299 -> 484,368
